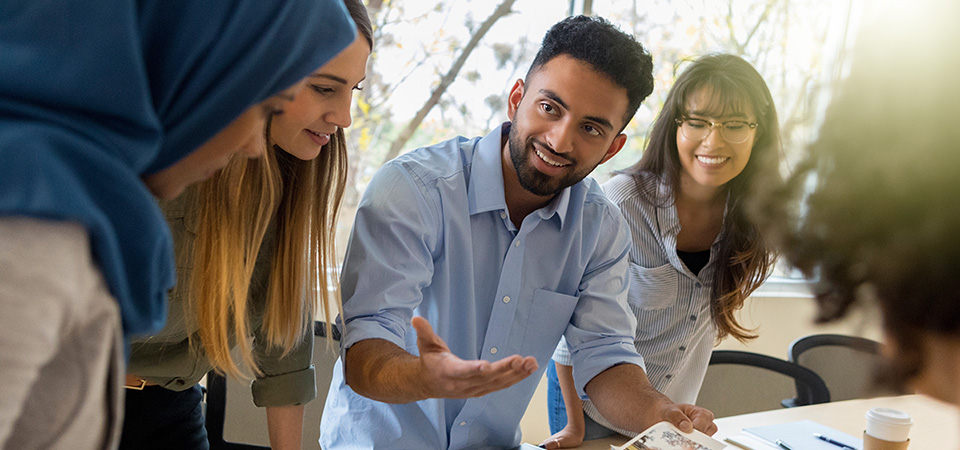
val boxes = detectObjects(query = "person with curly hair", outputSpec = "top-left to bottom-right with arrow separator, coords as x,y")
546,54 -> 782,448
754,0 -> 960,408
319,15 -> 717,450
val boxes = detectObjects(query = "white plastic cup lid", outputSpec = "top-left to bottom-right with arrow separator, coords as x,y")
865,407 -> 913,442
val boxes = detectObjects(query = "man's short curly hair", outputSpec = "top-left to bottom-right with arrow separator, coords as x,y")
526,15 -> 654,130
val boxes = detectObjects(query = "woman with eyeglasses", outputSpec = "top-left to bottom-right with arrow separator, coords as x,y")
542,54 -> 783,448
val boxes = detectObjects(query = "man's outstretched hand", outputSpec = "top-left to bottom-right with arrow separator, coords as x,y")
412,317 -> 539,399
344,317 -> 539,403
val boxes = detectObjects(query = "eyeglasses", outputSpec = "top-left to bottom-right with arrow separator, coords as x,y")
676,117 -> 758,144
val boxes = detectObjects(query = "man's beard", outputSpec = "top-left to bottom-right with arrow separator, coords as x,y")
508,123 -> 596,197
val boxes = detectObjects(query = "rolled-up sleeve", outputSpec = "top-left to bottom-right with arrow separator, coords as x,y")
337,161 -> 440,360
250,320 -> 316,407
564,206 -> 645,398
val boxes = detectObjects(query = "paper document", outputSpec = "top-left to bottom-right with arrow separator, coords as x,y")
743,420 -> 862,450
611,421 -> 726,450
724,434 -> 780,450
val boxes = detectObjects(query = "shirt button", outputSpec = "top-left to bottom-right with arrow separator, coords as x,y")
459,421 -> 467,426
689,315 -> 697,321
502,296 -> 511,303
665,374 -> 673,379
679,346 -> 687,351
500,211 -> 507,219
514,241 -> 520,247
490,347 -> 498,354
695,282 -> 702,288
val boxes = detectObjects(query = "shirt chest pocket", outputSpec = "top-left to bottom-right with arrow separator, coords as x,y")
521,289 -> 579,359
628,262 -> 679,310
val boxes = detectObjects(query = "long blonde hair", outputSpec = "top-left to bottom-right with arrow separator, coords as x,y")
186,0 -> 371,379
187,124 -> 347,379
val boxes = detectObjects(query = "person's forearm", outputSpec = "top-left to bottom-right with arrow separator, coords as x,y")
584,363 -> 670,433
265,404 -> 304,450
556,363 -> 585,431
344,338 -> 427,403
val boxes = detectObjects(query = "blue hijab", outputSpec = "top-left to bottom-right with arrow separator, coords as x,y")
0,0 -> 356,339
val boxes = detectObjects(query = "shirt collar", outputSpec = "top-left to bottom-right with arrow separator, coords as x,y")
468,122 -> 571,229
468,123 -> 510,216
536,184 -> 570,229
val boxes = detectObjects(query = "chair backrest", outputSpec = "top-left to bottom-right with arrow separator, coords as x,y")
696,350 -> 830,418
788,334 -> 898,402
205,321 -> 341,450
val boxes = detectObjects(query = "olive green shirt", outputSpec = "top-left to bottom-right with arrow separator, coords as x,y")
128,189 -> 316,407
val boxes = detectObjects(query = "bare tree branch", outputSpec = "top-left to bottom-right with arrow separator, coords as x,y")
739,0 -> 778,52
380,0 -> 517,164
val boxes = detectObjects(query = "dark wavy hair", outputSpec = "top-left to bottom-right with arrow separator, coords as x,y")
527,15 -> 654,130
625,54 -> 783,342
344,0 -> 373,49
753,2 -> 960,391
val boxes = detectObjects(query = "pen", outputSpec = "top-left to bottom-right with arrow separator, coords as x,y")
814,433 -> 859,450
776,439 -> 794,450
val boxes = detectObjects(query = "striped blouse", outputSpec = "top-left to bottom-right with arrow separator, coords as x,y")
552,172 -> 720,436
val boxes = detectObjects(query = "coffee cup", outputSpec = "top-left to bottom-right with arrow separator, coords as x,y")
863,407 -> 913,450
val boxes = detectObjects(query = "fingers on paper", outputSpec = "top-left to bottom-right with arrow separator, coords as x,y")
679,404 -> 717,435
662,404 -> 694,433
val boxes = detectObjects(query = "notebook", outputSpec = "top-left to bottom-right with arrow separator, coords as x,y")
724,434 -> 780,450
742,420 -> 862,450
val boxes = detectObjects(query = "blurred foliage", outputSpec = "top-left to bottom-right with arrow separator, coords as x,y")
342,0 -> 861,206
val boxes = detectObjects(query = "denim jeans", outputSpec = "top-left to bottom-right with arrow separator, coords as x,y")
119,384 -> 209,450
546,360 -> 618,440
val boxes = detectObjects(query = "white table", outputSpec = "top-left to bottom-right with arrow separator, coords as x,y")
569,395 -> 958,450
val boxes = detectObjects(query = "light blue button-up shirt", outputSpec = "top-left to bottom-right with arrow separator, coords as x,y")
320,124 -> 643,450
554,173 -> 720,437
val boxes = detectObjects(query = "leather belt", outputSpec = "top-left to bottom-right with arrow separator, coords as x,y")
124,374 -> 157,390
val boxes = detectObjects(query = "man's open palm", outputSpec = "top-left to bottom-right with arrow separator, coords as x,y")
412,317 -> 539,399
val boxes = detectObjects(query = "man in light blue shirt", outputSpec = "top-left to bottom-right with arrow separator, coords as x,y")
320,16 -> 717,449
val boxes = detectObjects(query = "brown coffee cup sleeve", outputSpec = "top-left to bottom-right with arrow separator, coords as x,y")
863,431 -> 910,450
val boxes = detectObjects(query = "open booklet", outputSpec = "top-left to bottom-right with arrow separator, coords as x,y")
611,421 -> 726,450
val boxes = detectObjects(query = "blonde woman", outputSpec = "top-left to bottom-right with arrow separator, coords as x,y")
119,2 -> 372,449
0,1 -> 354,448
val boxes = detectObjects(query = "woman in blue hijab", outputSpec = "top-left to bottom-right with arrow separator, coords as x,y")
0,0 -> 355,448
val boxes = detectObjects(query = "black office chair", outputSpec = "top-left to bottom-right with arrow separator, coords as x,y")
205,321 -> 342,450
696,350 -> 830,418
786,334 -> 902,405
